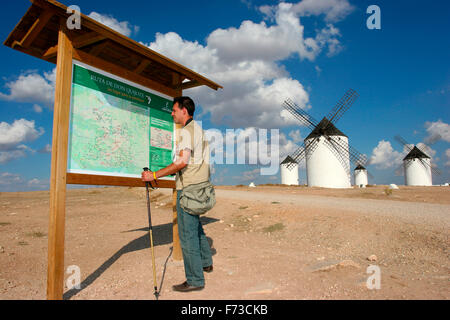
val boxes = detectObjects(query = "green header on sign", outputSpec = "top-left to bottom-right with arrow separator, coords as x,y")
72,64 -> 173,113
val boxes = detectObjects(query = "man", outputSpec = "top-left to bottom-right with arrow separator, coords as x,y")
142,96 -> 213,292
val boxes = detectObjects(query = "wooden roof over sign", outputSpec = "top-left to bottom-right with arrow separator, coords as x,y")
4,0 -> 222,97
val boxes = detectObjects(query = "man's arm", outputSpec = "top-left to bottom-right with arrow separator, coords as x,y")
141,149 -> 191,182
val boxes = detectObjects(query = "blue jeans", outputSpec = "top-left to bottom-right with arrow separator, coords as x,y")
177,190 -> 213,287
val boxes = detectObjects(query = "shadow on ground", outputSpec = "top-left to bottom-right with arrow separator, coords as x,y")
63,217 -> 218,300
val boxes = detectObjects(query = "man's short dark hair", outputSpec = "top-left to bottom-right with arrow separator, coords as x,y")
173,96 -> 195,116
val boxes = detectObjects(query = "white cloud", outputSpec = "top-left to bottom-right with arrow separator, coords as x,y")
27,178 -> 49,189
208,2 -> 343,63
0,172 -> 23,185
149,30 -> 308,128
424,120 -> 450,144
38,144 -> 52,154
369,140 -> 404,169
0,69 -> 56,107
244,168 -> 261,181
148,32 -> 219,76
145,1 -> 348,128
240,0 -> 253,9
88,12 -> 139,37
27,178 -> 40,186
0,145 -> 34,164
1,10 -> 137,108
315,24 -> 343,56
315,65 -> 322,75
207,9 -> 307,63
33,104 -> 43,113
0,119 -> 44,151
0,119 -> 42,164
288,129 -> 303,143
233,168 -> 260,182
0,172 -> 49,191
259,4 -> 276,19
290,0 -> 355,22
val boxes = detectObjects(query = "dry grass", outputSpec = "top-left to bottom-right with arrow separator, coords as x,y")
262,223 -> 285,233
26,231 -> 46,238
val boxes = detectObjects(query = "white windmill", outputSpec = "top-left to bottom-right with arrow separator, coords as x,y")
282,89 -> 367,188
394,135 -> 441,186
280,156 -> 299,185
354,164 -> 369,187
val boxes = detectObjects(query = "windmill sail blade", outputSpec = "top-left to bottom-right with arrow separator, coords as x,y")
326,136 -> 368,166
285,146 -> 305,170
283,99 -> 318,131
326,89 -> 359,125
304,136 -> 321,158
395,163 -> 405,176
348,144 -> 368,167
322,137 -> 351,176
286,136 -> 320,170
394,135 -> 413,152
418,158 -> 442,176
415,143 -> 434,159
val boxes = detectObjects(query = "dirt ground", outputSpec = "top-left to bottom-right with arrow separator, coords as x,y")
0,185 -> 448,300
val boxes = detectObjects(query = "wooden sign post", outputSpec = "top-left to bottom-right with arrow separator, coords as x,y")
47,21 -> 73,300
4,0 -> 221,300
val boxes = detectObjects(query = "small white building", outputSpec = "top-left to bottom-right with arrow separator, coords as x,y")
354,164 -> 368,187
404,146 -> 432,186
280,156 -> 299,185
305,118 -> 351,188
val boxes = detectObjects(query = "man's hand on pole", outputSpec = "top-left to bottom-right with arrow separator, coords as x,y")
141,170 -> 154,182
141,149 -> 191,182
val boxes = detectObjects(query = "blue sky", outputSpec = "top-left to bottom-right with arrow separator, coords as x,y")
0,0 -> 449,191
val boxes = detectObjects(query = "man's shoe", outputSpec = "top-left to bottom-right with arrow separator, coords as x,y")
203,265 -> 213,273
172,281 -> 204,292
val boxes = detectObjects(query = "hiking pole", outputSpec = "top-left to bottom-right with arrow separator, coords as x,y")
143,167 -> 159,300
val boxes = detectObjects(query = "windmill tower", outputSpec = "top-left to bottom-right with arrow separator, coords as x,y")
280,156 -> 299,185
354,164 -> 368,187
394,135 -> 440,186
282,89 -> 367,188
404,147 -> 432,186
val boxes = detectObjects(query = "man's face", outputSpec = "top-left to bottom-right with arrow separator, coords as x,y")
171,102 -> 184,124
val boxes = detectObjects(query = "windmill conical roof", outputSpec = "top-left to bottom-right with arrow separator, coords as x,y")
280,155 -> 297,165
354,164 -> 366,171
305,117 -> 347,140
403,146 -> 430,160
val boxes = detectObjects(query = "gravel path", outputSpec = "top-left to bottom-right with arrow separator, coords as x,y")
216,189 -> 450,229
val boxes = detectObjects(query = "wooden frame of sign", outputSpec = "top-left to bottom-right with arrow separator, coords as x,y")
4,0 -> 221,300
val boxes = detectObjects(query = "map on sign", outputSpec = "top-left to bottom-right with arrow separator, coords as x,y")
67,61 -> 174,178
151,126 -> 172,150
